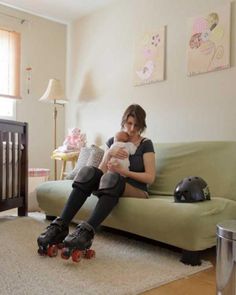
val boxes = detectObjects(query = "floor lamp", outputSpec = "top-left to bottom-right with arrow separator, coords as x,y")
39,79 -> 67,180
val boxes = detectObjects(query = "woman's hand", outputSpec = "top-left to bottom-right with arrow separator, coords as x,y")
107,160 -> 127,177
109,146 -> 128,159
99,145 -> 128,174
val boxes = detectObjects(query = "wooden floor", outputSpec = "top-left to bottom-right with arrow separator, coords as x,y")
101,223 -> 217,295
141,247 -> 216,295
0,209 -> 216,295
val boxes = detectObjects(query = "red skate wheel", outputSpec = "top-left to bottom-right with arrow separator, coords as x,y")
47,245 -> 58,257
84,249 -> 95,259
72,250 -> 82,263
61,248 -> 70,260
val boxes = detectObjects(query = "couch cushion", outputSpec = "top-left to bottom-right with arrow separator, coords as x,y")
149,141 -> 236,201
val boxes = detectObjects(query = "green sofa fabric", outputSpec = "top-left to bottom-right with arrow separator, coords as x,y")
36,141 -> 236,252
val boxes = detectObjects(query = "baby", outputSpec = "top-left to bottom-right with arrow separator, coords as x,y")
108,131 -> 137,170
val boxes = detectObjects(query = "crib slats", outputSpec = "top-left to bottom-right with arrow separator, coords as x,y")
5,132 -> 10,199
11,132 -> 16,197
0,119 -> 28,216
17,134 -> 21,198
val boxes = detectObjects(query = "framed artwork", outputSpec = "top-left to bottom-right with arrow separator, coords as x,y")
187,3 -> 231,76
133,27 -> 166,86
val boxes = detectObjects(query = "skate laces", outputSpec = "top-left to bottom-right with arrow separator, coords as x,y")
43,223 -> 60,234
71,225 -> 86,237
69,222 -> 95,239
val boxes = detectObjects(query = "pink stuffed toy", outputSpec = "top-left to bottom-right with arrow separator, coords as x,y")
56,128 -> 86,153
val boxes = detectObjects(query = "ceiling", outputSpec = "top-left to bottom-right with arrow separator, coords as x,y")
0,0 -> 116,24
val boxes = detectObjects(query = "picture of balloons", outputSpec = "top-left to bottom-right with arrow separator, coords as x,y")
192,17 -> 209,34
143,47 -> 154,59
200,40 -> 215,55
141,33 -> 150,47
187,4 -> 230,75
134,27 -> 165,85
151,34 -> 161,47
200,29 -> 211,42
189,33 -> 202,49
207,13 -> 219,31
210,26 -> 224,43
215,46 -> 224,59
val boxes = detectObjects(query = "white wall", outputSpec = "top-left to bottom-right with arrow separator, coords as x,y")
66,0 -> 236,145
1,0 -> 235,178
0,4 -> 67,178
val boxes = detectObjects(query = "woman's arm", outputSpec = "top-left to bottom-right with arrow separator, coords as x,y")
99,145 -> 128,173
98,148 -> 111,173
107,152 -> 156,185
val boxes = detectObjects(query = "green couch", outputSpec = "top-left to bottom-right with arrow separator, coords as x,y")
36,141 -> 236,265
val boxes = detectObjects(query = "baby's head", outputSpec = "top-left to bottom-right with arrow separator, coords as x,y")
114,131 -> 129,142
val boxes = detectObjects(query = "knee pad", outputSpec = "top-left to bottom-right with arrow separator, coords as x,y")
93,172 -> 126,198
72,166 -> 103,195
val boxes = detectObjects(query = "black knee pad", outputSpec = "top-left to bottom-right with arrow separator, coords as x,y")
93,172 -> 126,198
72,166 -> 103,195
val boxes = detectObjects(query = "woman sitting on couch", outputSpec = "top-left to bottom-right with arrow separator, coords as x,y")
37,104 -> 156,259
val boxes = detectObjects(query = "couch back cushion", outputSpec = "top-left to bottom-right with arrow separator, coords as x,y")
149,141 -> 236,200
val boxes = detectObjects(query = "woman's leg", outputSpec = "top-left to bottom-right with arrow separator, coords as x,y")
63,172 -> 125,251
122,183 -> 148,198
60,187 -> 89,225
60,166 -> 103,224
37,166 -> 103,253
86,194 -> 119,229
85,172 -> 126,229
86,183 -> 147,229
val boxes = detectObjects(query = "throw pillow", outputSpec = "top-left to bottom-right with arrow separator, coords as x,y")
86,146 -> 104,167
66,145 -> 104,180
65,147 -> 91,180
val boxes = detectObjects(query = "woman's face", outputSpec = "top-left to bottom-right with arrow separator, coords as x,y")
123,115 -> 140,137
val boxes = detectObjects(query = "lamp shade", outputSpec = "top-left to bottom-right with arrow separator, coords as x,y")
39,79 -> 67,104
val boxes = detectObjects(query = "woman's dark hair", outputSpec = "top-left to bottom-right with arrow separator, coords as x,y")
121,104 -> 147,133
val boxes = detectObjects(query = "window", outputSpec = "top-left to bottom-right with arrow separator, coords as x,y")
0,97 -> 15,119
0,28 -> 21,119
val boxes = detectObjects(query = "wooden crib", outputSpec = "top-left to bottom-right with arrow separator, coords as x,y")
0,119 -> 28,216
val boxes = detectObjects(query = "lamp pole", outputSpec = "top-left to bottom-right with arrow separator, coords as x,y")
53,101 -> 58,180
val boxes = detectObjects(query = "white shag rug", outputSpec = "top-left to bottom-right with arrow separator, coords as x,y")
0,215 -> 212,295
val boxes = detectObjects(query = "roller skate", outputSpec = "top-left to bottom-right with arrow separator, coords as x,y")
61,221 -> 96,263
37,217 -> 69,257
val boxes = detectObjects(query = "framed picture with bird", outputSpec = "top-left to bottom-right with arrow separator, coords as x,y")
133,26 -> 166,86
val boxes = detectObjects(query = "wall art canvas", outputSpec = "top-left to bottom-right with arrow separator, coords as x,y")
187,3 -> 231,76
133,27 -> 165,86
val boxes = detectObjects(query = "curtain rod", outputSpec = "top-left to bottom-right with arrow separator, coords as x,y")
0,11 -> 29,24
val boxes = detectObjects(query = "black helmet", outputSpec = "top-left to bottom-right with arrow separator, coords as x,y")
174,176 -> 211,203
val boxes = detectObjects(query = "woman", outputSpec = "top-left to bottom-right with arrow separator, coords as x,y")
37,104 -> 156,258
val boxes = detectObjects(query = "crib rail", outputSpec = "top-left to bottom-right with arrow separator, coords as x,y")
0,119 -> 28,216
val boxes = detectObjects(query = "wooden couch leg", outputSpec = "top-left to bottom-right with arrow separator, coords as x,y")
181,250 -> 201,266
